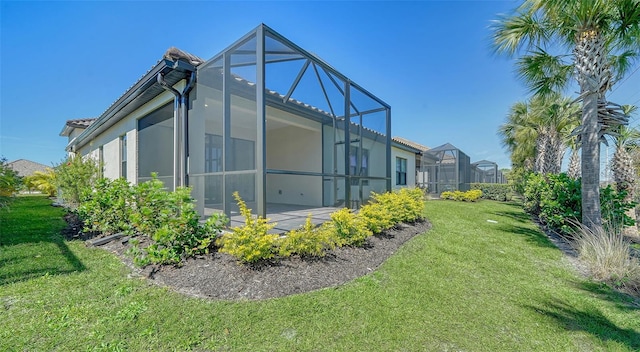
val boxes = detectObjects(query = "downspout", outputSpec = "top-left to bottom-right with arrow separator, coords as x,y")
181,71 -> 196,186
157,71 -> 197,189
157,73 -> 181,190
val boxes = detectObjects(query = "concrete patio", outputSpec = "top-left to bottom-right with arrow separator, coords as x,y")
207,204 -> 342,233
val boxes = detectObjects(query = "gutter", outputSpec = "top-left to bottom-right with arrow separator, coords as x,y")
67,60 -> 170,153
157,70 -> 197,189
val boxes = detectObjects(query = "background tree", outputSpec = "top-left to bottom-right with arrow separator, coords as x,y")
498,93 -> 579,175
0,157 -> 21,208
24,169 -> 57,197
566,137 -> 581,180
492,0 -> 640,228
54,155 -> 100,208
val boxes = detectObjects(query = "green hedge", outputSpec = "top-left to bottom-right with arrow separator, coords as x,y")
522,173 -> 635,236
470,183 -> 511,201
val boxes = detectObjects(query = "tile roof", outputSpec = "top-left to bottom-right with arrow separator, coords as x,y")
392,137 -> 430,152
7,159 -> 51,177
65,118 -> 96,129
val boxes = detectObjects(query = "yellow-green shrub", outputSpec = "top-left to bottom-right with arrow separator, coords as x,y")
216,192 -> 278,263
465,189 -> 483,201
359,202 -> 394,234
278,215 -> 337,257
441,189 -> 482,202
370,187 -> 425,224
330,208 -> 372,247
397,187 -> 426,222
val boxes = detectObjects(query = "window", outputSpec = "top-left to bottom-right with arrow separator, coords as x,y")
205,134 -> 255,173
350,146 -> 369,185
205,134 -> 223,173
120,135 -> 127,178
137,103 -> 173,186
396,157 -> 407,186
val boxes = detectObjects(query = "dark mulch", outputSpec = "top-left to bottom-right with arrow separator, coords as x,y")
61,212 -> 99,241
97,220 -> 431,300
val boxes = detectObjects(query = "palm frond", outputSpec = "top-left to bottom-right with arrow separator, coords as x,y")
491,10 -> 550,55
516,49 -> 573,96
609,50 -> 639,81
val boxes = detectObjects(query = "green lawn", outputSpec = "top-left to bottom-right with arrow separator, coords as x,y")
1,196 -> 638,351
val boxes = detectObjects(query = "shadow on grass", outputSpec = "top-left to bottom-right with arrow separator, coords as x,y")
526,299 -> 640,350
576,280 -> 640,312
496,223 -> 557,250
489,202 -> 533,224
0,196 -> 86,285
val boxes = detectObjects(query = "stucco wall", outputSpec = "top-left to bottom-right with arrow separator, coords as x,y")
266,112 -> 323,206
75,88 -> 177,183
391,146 -> 417,189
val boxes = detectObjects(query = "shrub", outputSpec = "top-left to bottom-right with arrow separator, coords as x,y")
278,215 -> 337,258
130,185 -> 227,266
537,173 -> 581,235
522,173 -> 548,215
440,189 -> 482,202
0,157 -> 20,208
330,208 -> 372,247
507,167 -> 529,197
54,155 -> 100,208
522,173 -> 635,236
600,186 -> 636,231
371,187 -> 425,224
130,180 -> 228,266
216,192 -> 278,263
78,177 -> 133,236
129,175 -> 175,237
397,187 -> 427,222
573,223 -> 640,293
471,183 -> 511,201
359,202 -> 394,234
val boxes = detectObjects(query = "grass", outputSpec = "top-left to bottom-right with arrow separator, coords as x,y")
1,196 -> 639,351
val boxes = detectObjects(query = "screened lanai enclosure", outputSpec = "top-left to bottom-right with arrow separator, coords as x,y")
187,24 -> 391,218
471,160 -> 498,183
421,143 -> 471,194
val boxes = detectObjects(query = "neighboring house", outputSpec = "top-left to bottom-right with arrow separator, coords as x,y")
421,143 -> 472,193
392,137 -> 437,190
472,160 -> 501,184
7,159 -> 50,177
62,24 -> 416,218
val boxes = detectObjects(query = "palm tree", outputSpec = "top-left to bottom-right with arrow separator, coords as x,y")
567,137 -> 581,179
24,168 -> 57,197
535,94 -> 580,173
492,0 -> 640,228
611,106 -> 639,194
499,94 -> 579,174
499,100 -> 538,172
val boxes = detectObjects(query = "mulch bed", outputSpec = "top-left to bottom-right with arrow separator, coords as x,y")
68,218 -> 431,301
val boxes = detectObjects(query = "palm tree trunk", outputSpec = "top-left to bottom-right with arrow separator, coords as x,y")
549,132 -> 564,174
612,146 -> 638,236
581,91 -> 602,228
568,148 -> 581,179
575,29 -> 607,229
535,133 -> 548,173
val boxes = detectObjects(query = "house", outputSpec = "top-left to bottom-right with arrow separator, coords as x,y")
472,160 -> 501,183
59,118 -> 97,156
6,159 -> 51,177
62,24 -> 420,218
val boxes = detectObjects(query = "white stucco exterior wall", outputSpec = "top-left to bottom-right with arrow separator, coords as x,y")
392,146 -> 416,189
74,87 -> 178,183
266,118 -> 323,206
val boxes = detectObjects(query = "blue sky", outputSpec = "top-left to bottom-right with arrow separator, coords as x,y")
1,1 -> 639,170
